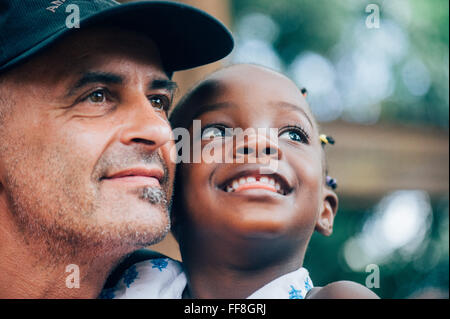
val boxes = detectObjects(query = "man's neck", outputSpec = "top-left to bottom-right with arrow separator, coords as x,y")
0,251 -> 119,299
0,215 -> 127,298
181,236 -> 306,299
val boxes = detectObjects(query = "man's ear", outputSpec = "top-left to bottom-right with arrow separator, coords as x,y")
315,187 -> 339,236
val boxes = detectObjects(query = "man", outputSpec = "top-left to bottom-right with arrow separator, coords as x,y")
0,0 -> 233,298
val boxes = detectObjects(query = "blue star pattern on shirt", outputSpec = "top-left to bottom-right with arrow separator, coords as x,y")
151,258 -> 169,272
288,285 -> 304,299
123,265 -> 138,288
304,277 -> 312,292
98,287 -> 116,299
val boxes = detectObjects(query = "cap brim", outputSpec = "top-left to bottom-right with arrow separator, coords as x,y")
1,1 -> 234,75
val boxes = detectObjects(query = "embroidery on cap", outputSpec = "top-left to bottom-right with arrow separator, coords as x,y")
46,0 -> 69,13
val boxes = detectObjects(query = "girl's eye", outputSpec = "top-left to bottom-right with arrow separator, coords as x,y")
149,95 -> 170,110
279,127 -> 309,143
201,126 -> 227,140
88,90 -> 106,103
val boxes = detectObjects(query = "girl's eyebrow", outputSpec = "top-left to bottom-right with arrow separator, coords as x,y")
270,101 -> 315,130
192,101 -> 237,119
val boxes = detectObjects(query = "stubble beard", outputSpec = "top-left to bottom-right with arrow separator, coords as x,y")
1,143 -> 172,265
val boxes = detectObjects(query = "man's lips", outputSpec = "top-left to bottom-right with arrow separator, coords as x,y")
101,167 -> 164,187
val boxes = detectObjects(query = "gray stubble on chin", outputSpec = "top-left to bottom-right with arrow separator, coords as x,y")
137,187 -> 172,245
139,187 -> 168,208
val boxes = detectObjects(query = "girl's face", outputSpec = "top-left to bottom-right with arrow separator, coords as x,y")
176,66 -> 337,248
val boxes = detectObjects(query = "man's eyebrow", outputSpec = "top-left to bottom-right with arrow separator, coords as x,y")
192,102 -> 236,119
271,101 -> 315,129
65,73 -> 178,98
66,72 -> 123,97
149,79 -> 178,95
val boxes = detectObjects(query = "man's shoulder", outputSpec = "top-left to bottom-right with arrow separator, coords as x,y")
103,249 -> 168,289
306,280 -> 379,299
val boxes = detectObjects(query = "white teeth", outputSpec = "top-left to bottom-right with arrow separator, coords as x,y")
247,176 -> 256,183
225,175 -> 286,195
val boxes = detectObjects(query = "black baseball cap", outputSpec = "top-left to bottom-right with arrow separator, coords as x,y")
0,0 -> 234,76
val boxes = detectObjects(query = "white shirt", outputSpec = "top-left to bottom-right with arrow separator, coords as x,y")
100,257 -> 313,299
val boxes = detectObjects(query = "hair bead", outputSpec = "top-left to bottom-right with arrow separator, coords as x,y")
326,176 -> 338,189
300,87 -> 308,97
320,134 -> 335,145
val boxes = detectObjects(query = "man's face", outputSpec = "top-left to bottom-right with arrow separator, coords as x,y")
0,27 -> 176,253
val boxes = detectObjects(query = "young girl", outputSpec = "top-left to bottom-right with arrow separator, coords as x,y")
101,64 -> 378,299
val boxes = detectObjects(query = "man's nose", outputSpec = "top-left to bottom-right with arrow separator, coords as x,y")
119,96 -> 172,150
233,131 -> 282,161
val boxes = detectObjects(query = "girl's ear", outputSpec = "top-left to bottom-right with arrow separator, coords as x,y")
315,187 -> 339,236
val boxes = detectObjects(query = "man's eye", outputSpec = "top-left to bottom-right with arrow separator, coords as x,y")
87,90 -> 106,103
201,126 -> 227,140
149,95 -> 170,110
279,127 -> 309,143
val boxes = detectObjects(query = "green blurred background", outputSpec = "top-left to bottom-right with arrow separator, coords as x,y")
139,0 -> 449,298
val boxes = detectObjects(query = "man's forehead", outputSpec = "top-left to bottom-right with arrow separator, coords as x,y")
64,54 -> 167,83
8,26 -> 166,84
60,28 -> 163,70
